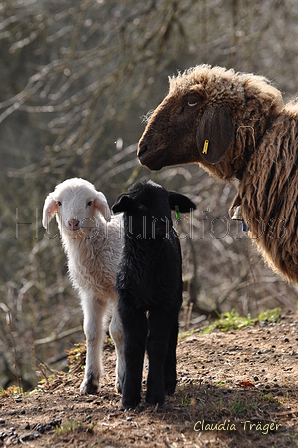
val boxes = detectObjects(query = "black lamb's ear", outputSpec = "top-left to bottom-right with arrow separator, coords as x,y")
112,194 -> 133,214
168,192 -> 196,213
196,106 -> 234,164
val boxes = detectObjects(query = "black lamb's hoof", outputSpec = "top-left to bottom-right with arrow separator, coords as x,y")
165,381 -> 176,396
122,394 -> 141,410
145,390 -> 165,407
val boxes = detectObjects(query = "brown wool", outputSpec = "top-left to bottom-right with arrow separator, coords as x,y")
139,65 -> 298,282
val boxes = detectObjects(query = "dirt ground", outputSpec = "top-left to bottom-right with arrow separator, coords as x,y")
1,310 -> 298,448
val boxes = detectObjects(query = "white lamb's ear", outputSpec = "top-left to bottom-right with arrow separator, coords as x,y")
42,194 -> 58,228
94,191 -> 111,222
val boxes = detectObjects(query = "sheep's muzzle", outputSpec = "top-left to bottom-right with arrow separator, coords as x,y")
137,140 -> 165,171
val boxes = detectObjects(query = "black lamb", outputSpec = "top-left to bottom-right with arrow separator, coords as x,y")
112,180 -> 196,408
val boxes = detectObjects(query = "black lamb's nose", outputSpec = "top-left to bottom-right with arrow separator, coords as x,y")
138,141 -> 148,159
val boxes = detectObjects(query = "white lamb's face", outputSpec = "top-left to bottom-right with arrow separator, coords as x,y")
55,188 -> 99,236
43,179 -> 111,237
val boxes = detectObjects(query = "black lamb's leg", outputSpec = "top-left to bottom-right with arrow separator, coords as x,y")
121,307 -> 148,409
164,317 -> 179,395
146,311 -> 174,406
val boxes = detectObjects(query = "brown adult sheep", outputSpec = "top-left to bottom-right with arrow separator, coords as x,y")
137,64 -> 298,282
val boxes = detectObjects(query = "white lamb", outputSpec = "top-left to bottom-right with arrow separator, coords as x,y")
42,177 -> 124,395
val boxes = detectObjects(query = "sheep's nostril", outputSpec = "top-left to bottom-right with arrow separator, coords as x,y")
68,219 -> 80,230
138,142 -> 148,159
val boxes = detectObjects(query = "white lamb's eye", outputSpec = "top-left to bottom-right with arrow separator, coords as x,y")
187,101 -> 198,107
87,201 -> 93,207
57,201 -> 62,207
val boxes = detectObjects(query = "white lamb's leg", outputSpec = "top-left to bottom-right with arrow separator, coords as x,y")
80,291 -> 108,395
109,298 -> 125,393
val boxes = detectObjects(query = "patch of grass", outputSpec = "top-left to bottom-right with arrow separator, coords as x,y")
56,418 -> 94,436
228,396 -> 247,416
66,343 -> 86,372
179,328 -> 195,340
181,393 -> 190,406
1,385 -> 24,397
56,419 -> 80,436
202,307 -> 281,334
212,397 -> 223,415
215,380 -> 226,387
258,308 -> 281,323
56,418 -> 84,436
259,391 -> 278,404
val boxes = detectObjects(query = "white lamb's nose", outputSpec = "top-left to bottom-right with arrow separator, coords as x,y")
68,219 -> 80,230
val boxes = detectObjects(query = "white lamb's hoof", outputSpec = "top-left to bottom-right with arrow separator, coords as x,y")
115,378 -> 123,393
80,374 -> 99,395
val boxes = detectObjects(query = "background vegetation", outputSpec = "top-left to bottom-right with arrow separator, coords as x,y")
1,0 -> 298,390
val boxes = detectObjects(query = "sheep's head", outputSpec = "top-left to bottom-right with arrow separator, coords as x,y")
138,65 -> 283,181
42,178 -> 111,238
112,180 -> 196,239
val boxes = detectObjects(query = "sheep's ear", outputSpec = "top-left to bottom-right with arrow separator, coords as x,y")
112,194 -> 133,214
196,106 -> 234,164
94,192 -> 111,221
168,192 -> 196,213
42,194 -> 58,228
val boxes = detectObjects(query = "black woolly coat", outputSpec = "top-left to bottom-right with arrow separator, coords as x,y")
116,227 -> 183,315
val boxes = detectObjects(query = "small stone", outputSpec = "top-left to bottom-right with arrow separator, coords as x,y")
49,419 -> 62,427
24,423 -> 30,430
8,427 -> 15,437
20,409 -> 25,415
36,423 -> 45,434
21,433 -> 41,442
254,376 -> 259,381
284,338 -> 289,343
126,417 -> 132,422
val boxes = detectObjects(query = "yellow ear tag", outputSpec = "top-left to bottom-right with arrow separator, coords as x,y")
202,139 -> 209,154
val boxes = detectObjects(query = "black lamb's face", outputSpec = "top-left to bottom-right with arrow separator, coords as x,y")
112,180 -> 196,240
131,186 -> 172,238
113,181 -> 173,239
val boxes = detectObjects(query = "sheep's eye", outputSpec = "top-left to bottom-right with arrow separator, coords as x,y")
87,201 -> 93,207
57,201 -> 62,207
187,101 -> 198,107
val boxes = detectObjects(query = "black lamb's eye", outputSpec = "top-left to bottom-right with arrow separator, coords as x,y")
57,201 -> 62,207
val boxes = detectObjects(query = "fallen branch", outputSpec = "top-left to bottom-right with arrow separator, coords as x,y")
34,325 -> 83,346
